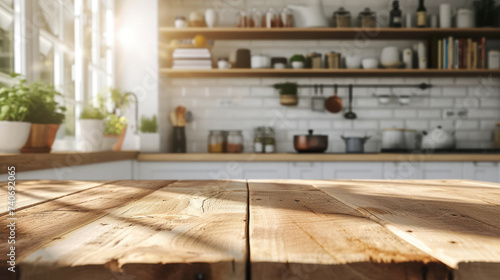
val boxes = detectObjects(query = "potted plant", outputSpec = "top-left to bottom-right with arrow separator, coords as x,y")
78,106 -> 105,152
97,88 -> 130,151
274,82 -> 299,106
139,115 -> 160,152
0,74 -> 32,153
290,54 -> 306,69
22,81 -> 66,153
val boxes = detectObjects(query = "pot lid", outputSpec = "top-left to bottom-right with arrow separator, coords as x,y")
295,129 -> 328,137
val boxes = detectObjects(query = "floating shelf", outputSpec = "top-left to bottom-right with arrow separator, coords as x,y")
160,69 -> 500,78
160,27 -> 500,40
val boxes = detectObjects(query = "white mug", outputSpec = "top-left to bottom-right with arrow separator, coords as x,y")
218,60 -> 232,69
439,4 -> 452,28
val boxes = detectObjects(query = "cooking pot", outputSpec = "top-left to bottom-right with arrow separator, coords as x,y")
421,126 -> 455,150
341,136 -> 370,153
382,128 -> 406,150
294,130 -> 328,153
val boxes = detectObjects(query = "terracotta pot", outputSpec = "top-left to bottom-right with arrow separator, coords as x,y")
103,126 -> 127,151
21,124 -> 60,153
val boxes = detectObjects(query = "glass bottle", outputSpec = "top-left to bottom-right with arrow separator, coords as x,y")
390,0 -> 402,28
417,0 -> 427,28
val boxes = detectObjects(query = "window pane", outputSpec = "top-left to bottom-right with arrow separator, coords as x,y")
0,0 -> 13,9
37,0 -> 61,37
64,8 -> 75,48
39,36 -> 54,83
0,8 -> 14,75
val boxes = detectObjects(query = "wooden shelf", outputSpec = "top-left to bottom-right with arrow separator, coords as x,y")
160,27 -> 500,40
160,68 -> 500,78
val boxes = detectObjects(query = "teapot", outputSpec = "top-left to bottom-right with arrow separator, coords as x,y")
421,126 -> 455,150
287,0 -> 328,28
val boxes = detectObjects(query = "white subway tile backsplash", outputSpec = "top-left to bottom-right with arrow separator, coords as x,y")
380,120 -> 405,129
418,109 -> 442,119
405,120 -> 429,130
308,120 -> 331,130
468,110 -> 500,119
394,109 -> 417,119
353,121 -> 379,130
443,87 -> 467,97
430,98 -> 454,108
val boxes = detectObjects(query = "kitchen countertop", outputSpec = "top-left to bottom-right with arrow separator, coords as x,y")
1,179 -> 499,279
0,151 -> 138,174
137,152 -> 500,162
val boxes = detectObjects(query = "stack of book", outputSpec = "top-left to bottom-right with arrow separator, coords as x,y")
432,37 -> 486,70
172,48 -> 213,69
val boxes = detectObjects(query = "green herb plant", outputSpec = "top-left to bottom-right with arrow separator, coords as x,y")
97,88 -> 130,135
80,106 -> 105,120
140,115 -> 158,133
290,55 -> 306,63
24,81 -> 67,124
0,74 -> 32,122
105,114 -> 128,135
273,82 -> 298,95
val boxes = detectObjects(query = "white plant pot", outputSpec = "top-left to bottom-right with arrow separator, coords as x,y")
78,119 -> 104,152
140,133 -> 160,153
205,9 -> 218,28
0,121 -> 31,153
102,136 -> 119,151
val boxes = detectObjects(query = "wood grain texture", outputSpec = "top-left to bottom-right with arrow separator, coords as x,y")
160,27 -> 500,40
0,180 -> 174,280
19,180 -> 248,280
312,180 -> 500,280
248,181 -> 448,280
160,68 -> 500,78
0,151 -> 138,174
0,181 -> 109,215
138,153 -> 500,162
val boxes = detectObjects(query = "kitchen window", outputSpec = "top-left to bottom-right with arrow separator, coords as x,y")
0,0 -> 14,84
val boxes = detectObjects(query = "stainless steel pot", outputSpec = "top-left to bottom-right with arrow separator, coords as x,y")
341,136 -> 370,153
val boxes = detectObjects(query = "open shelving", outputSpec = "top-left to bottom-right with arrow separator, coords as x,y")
160,27 -> 500,78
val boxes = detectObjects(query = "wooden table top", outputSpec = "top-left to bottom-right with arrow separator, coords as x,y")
1,180 -> 499,280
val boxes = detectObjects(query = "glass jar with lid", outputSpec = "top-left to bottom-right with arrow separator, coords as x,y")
358,7 -> 377,28
333,7 -> 351,28
254,127 -> 264,153
208,130 -> 224,153
227,130 -> 244,153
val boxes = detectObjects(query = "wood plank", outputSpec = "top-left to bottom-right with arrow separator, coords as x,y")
0,151 -> 138,174
160,68 -> 500,78
18,180 -> 248,280
312,180 -> 500,280
0,181 -> 110,215
160,27 -> 500,40
138,152 -> 500,162
248,181 -> 448,280
0,180 -> 174,280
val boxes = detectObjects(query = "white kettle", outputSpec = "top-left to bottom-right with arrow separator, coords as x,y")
421,126 -> 455,150
287,0 -> 328,28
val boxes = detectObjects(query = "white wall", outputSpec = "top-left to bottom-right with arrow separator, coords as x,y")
115,0 -> 163,151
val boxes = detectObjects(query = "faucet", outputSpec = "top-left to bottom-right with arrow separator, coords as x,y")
120,92 -> 139,135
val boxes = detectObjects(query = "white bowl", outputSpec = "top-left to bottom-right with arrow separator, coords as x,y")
0,121 -> 31,153
362,58 -> 379,69
291,61 -> 304,69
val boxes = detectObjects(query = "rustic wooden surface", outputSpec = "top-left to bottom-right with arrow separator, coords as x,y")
0,151 -> 138,174
1,180 -> 499,280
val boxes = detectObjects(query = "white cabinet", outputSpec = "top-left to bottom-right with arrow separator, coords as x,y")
137,162 -> 288,180
383,162 -> 421,180
0,161 -> 135,181
288,162 -> 323,180
322,162 -> 385,180
463,162 -> 499,183
419,162 -> 463,180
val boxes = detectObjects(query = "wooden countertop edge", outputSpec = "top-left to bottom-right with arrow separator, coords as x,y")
137,153 -> 500,162
0,151 -> 139,174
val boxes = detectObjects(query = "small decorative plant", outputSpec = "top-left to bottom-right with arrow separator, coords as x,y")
105,114 -> 128,135
0,74 -> 32,122
273,83 -> 299,106
140,115 -> 158,133
290,54 -> 306,63
80,106 -> 105,120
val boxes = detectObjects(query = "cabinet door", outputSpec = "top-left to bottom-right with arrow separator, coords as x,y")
322,163 -> 384,180
240,162 -> 288,179
138,162 -> 229,180
288,162 -> 323,180
383,162 -> 421,180
463,162 -> 499,183
420,162 -> 462,180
